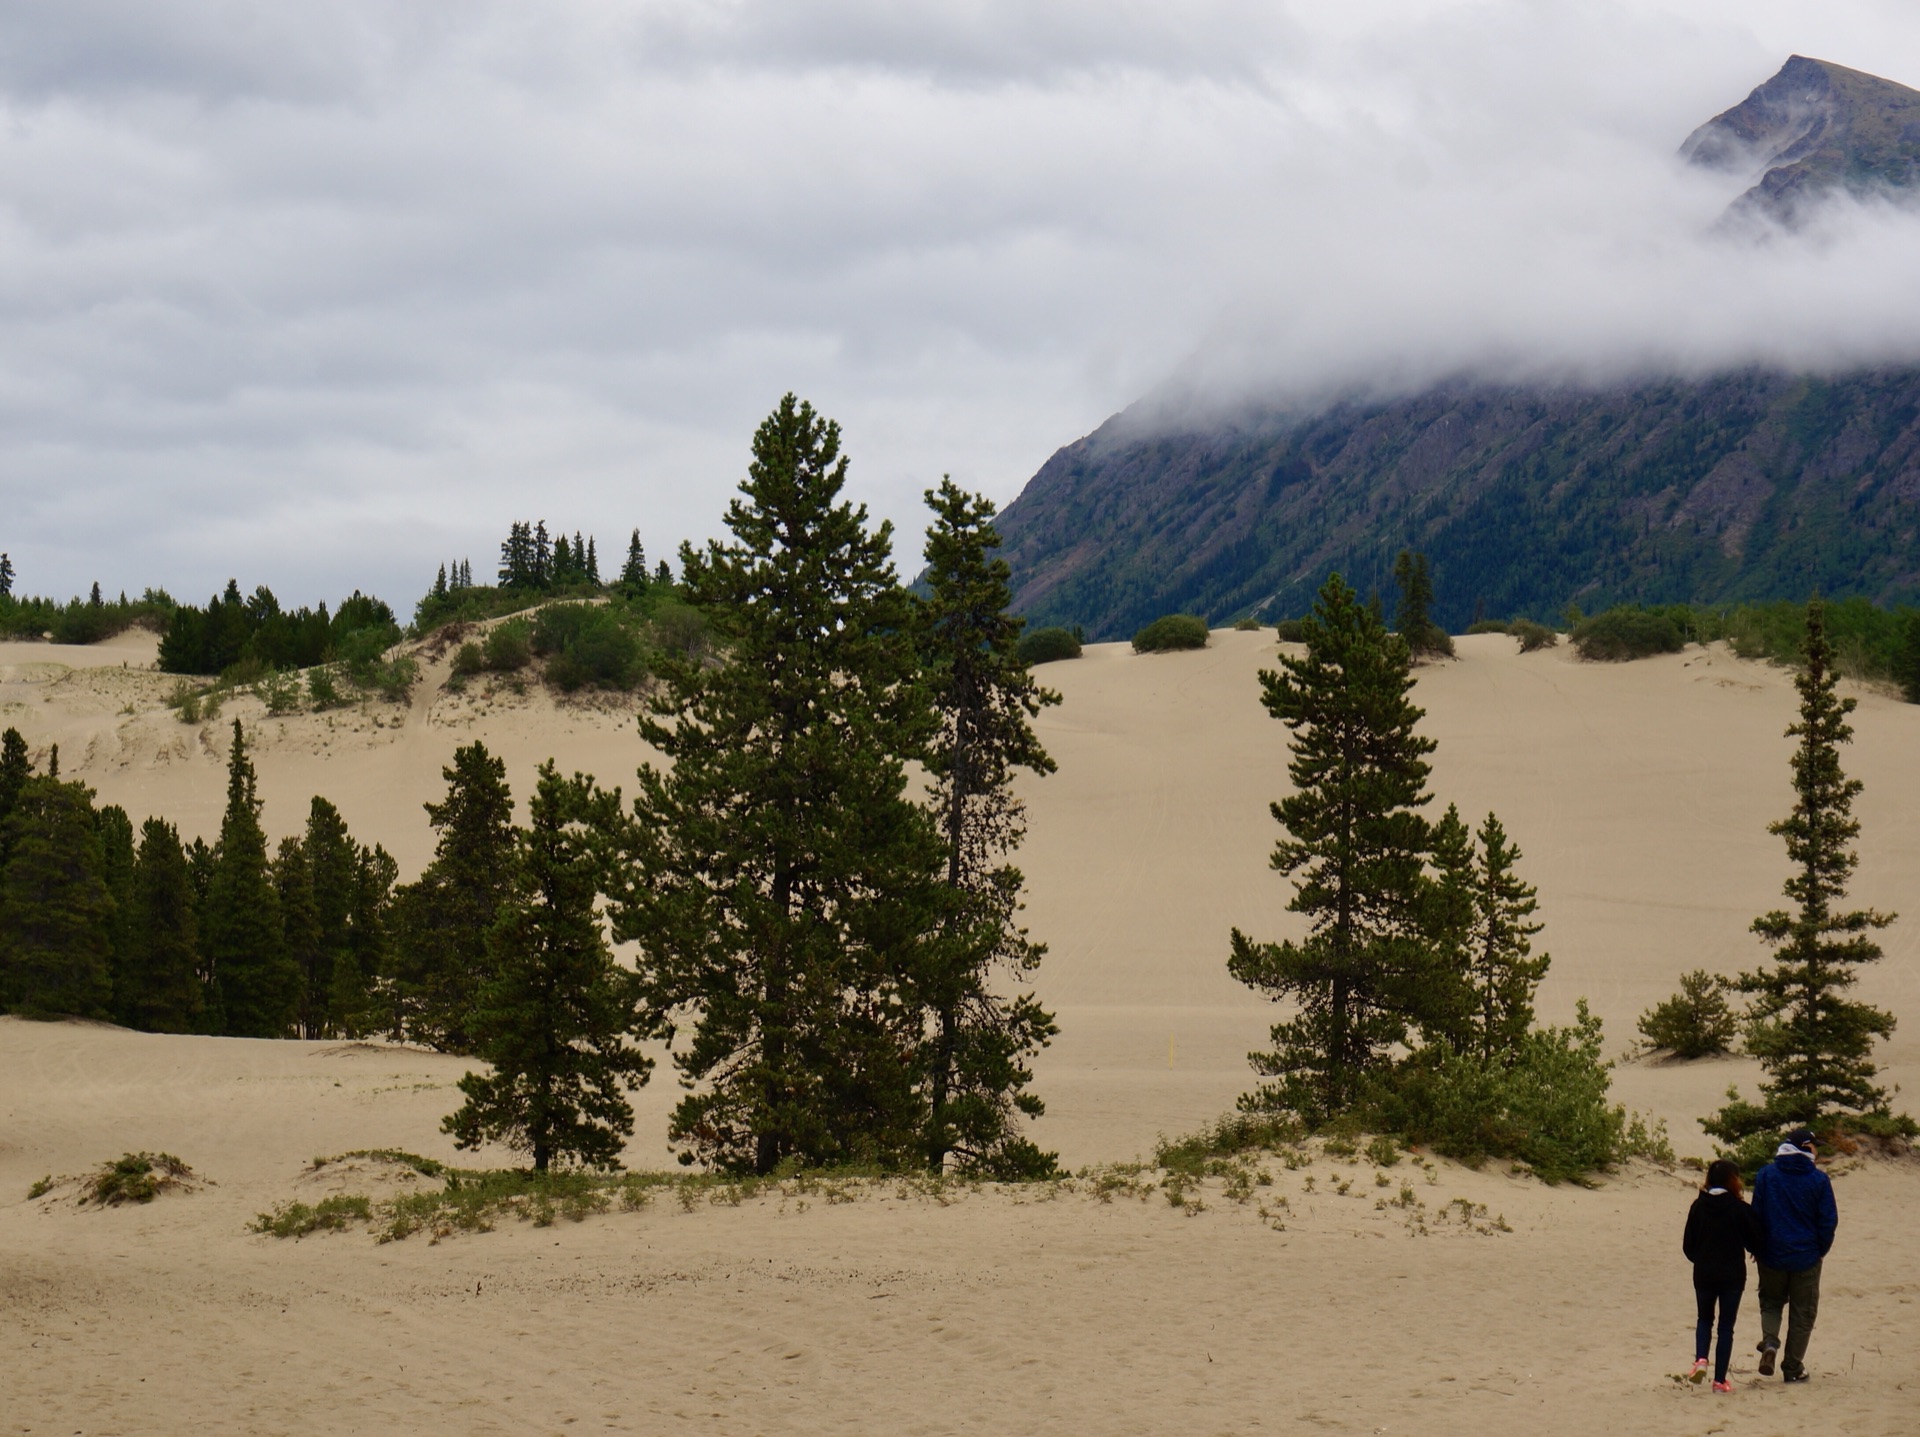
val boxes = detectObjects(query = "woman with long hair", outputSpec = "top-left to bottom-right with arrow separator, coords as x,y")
1682,1158 -> 1765,1391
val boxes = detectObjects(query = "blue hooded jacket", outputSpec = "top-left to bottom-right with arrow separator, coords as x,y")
1752,1149 -> 1838,1272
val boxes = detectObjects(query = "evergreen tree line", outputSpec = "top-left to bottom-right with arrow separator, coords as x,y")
4,398 -> 1064,1182
0,556 -> 176,645
413,525 -> 672,631
157,581 -> 401,679
0,722 -> 396,1039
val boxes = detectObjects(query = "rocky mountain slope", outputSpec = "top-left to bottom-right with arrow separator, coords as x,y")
996,59 -> 1920,638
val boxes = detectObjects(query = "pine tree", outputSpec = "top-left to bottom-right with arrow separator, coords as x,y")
655,559 -> 671,588
553,533 -> 575,583
1709,600 -> 1905,1143
202,722 -> 296,1037
1228,573 -> 1437,1124
1418,803 -> 1477,1054
616,394 -> 939,1175
1900,610 -> 1920,705
0,551 -> 13,598
330,840 -> 395,1038
304,797 -> 356,1038
532,521 -> 552,588
915,479 -> 1060,1176
274,835 -> 323,1038
1468,811 -> 1550,1067
0,775 -> 114,1017
122,818 -> 203,1033
445,763 -> 653,1171
620,530 -> 648,591
432,564 -> 449,602
388,742 -> 516,1050
584,535 -> 600,586
94,804 -> 137,1023
0,727 -> 31,873
1393,550 -> 1454,659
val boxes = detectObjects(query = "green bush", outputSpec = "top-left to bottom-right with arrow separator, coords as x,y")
252,1193 -> 374,1238
650,599 -> 710,664
1274,618 -> 1311,644
1016,626 -> 1082,665
85,1152 -> 194,1206
481,621 -> 532,672
1467,619 -> 1511,635
531,603 -> 648,691
1368,1001 -> 1636,1183
1132,614 -> 1209,653
1638,971 -> 1739,1059
1571,607 -> 1686,662
1511,619 -> 1559,653
1233,616 -> 1263,632
255,668 -> 303,715
307,666 -> 344,710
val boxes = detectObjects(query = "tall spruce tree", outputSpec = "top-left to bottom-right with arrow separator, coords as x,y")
1392,550 -> 1454,659
0,775 -> 114,1017
1419,803 -> 1478,1054
1467,811 -> 1550,1067
1228,573 -> 1438,1123
0,727 -> 32,872
0,551 -> 12,597
274,835 -> 323,1039
445,763 -> 652,1171
303,797 -> 357,1038
619,530 -> 649,592
94,804 -> 137,1023
388,742 -> 515,1050
616,394 -> 940,1175
202,722 -> 296,1037
1709,600 -> 1905,1144
915,479 -> 1060,1177
122,818 -> 203,1033
332,842 -> 396,1039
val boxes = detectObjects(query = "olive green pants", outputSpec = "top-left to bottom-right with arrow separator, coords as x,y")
1757,1261 -> 1821,1378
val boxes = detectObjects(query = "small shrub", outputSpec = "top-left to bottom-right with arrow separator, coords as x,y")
650,599 -> 710,665
27,1175 -> 53,1200
252,1194 -> 373,1238
482,619 -> 532,671
450,641 -> 485,677
1572,608 -> 1685,662
1017,626 -> 1082,665
1467,619 -> 1511,635
1365,1134 -> 1401,1167
1233,616 -> 1264,632
307,666 -> 344,710
255,667 -> 303,715
168,681 -> 203,724
1511,619 -> 1559,653
533,603 -> 646,691
1132,614 -> 1209,653
1638,970 -> 1739,1059
1273,618 -> 1311,644
85,1152 -> 195,1206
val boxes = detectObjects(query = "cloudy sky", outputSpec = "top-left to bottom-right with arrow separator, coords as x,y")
6,0 -> 1920,609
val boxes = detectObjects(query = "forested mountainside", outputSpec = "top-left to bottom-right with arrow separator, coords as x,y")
996,368 -> 1920,638
995,56 -> 1920,640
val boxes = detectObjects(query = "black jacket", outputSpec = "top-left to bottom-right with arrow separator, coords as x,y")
1683,1188 -> 1764,1283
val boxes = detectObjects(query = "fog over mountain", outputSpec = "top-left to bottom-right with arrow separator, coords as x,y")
5,2 -> 1920,606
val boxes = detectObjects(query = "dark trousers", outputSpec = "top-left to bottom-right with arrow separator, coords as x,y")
1757,1261 -> 1821,1378
1694,1273 -> 1745,1382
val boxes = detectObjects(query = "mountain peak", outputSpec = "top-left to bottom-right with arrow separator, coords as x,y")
1682,55 -> 1920,224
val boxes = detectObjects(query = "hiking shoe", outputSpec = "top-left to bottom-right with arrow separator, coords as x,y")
1783,1370 -> 1810,1384
1712,1380 -> 1733,1394
1757,1342 -> 1778,1377
1689,1358 -> 1710,1383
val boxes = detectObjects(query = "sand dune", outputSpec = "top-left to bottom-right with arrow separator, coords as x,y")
3,627 -> 1918,1432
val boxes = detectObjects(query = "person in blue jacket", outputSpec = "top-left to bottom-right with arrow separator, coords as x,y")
1750,1126 -> 1838,1383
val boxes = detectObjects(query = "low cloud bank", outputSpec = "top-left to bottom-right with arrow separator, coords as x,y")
3,2 -> 1920,602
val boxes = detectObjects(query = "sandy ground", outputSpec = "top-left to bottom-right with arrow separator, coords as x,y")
3,627 -> 1918,1432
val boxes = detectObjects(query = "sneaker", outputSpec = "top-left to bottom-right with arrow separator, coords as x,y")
1783,1370 -> 1810,1384
1757,1342 -> 1778,1377
1712,1380 -> 1733,1394
1689,1358 -> 1710,1383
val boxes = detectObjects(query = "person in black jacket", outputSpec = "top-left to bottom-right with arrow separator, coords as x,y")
1683,1158 -> 1764,1391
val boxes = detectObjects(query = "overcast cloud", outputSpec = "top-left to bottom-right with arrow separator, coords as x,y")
4,0 -> 1920,607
